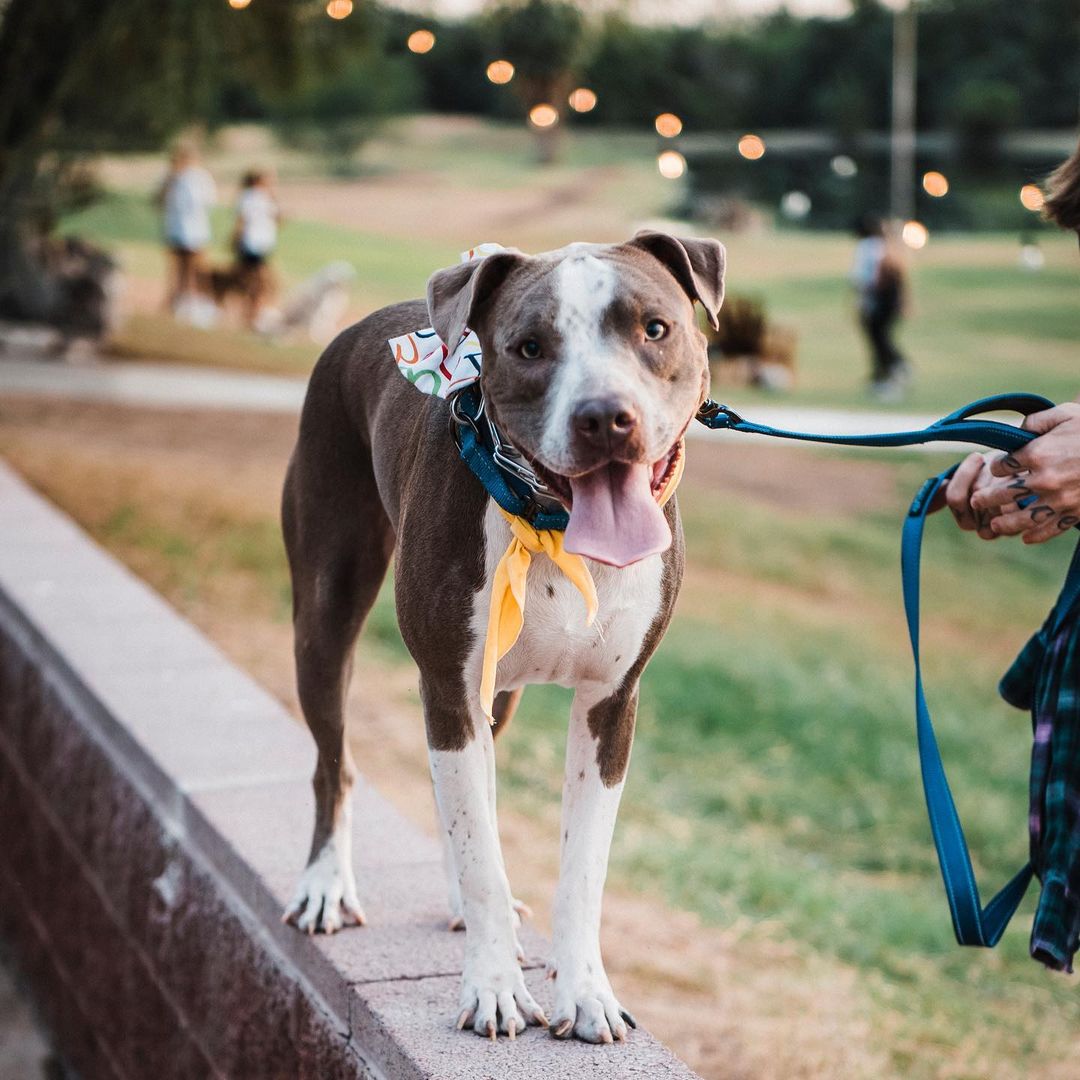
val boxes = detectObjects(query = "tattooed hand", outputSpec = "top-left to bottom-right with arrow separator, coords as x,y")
967,402 -> 1080,544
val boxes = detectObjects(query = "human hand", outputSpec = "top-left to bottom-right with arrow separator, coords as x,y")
931,451 -> 1000,540
969,402 -> 1080,544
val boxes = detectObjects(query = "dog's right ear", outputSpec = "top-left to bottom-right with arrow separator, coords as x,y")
426,251 -> 524,348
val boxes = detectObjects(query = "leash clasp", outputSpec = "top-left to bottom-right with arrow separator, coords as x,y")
697,399 -> 745,428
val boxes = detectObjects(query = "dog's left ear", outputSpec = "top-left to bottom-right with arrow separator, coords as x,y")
627,230 -> 726,330
426,250 -> 525,348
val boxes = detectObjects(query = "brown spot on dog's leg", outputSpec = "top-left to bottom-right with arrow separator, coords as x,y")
586,687 -> 639,787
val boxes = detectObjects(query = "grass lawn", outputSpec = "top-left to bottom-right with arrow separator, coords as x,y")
4,397 -> 1079,1078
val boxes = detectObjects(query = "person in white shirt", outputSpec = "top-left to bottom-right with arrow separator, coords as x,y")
231,170 -> 280,327
157,146 -> 217,315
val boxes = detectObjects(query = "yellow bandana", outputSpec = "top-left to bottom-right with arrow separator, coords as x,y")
480,445 -> 686,720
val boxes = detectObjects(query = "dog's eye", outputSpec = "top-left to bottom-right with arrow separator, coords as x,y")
519,339 -> 542,359
644,319 -> 668,341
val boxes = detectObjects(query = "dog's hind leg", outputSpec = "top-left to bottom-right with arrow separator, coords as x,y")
281,444 -> 394,935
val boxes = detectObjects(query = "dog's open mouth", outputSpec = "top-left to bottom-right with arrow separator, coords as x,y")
529,440 -> 684,569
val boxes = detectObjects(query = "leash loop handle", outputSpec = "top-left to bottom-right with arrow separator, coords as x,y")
903,469 -> 1041,946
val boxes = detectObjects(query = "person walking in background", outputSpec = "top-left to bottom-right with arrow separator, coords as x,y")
157,145 -> 217,325
851,214 -> 909,402
232,169 -> 280,330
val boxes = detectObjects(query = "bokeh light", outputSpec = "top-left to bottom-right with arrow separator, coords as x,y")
325,0 -> 352,17
1020,184 -> 1045,212
657,150 -> 686,180
738,134 -> 766,160
228,0 -> 252,9
922,171 -> 949,197
407,29 -> 436,53
568,88 -> 597,113
830,154 -> 857,178
654,113 -> 683,138
902,220 -> 929,249
486,60 -> 515,85
781,191 -> 812,219
528,104 -> 559,129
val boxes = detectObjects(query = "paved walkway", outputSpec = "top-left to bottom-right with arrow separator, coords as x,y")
0,356 -> 975,451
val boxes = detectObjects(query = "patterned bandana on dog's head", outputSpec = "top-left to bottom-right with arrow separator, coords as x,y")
387,243 -> 502,399
388,244 -> 684,723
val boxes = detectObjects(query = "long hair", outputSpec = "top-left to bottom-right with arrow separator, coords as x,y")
1044,139 -> 1080,234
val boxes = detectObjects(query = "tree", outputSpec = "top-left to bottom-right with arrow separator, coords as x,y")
485,0 -> 589,164
0,0 -> 305,325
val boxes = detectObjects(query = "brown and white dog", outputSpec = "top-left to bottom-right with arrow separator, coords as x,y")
281,232 -> 725,1044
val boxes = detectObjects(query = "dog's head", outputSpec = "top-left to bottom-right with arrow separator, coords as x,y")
426,232 -> 725,567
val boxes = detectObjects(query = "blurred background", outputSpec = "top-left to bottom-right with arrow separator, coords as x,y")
0,1 -> 1078,1077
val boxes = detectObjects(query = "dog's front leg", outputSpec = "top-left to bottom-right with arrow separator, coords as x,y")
427,693 -> 547,1040
550,685 -> 638,1044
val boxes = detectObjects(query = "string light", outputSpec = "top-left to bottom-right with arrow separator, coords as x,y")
657,150 -> 686,179
407,29 -> 436,53
325,0 -> 352,18
922,171 -> 949,197
902,220 -> 929,249
654,113 -> 683,138
228,0 -> 252,9
568,88 -> 597,113
1020,184 -> 1045,212
486,60 -> 515,85
528,104 -> 559,129
738,134 -> 765,160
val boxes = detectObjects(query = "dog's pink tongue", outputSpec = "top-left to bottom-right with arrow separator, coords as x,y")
564,463 -> 671,567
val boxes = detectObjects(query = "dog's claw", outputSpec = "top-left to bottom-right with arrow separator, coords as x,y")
533,1008 -> 549,1028
448,915 -> 466,932
599,1028 -> 614,1045
486,1020 -> 497,1042
511,898 -> 533,921
620,1008 -> 637,1030
552,1018 -> 574,1040
507,1018 -> 517,1041
456,1009 -> 473,1031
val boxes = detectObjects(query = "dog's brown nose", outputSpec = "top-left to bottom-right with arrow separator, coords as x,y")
572,397 -> 640,453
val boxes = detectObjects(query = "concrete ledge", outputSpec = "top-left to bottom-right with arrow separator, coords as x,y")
0,460 -> 699,1079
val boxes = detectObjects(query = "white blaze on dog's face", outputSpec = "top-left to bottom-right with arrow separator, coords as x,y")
426,232 -> 725,568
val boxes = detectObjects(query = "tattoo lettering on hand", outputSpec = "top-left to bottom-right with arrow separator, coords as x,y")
1002,454 -> 1024,471
1031,505 -> 1056,524
1058,516 -> 1079,531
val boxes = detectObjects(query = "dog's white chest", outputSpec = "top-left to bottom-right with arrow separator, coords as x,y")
468,503 -> 664,697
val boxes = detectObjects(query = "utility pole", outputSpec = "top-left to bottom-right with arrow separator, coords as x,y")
890,0 -> 917,223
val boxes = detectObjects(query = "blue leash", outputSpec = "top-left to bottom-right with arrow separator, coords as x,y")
454,387 -> 1080,948
699,391 -> 1080,948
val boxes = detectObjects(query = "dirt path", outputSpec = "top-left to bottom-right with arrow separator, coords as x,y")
0,397 -> 899,1079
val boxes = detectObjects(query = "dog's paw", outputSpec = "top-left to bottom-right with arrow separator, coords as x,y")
282,845 -> 366,935
456,961 -> 548,1041
549,970 -> 635,1044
